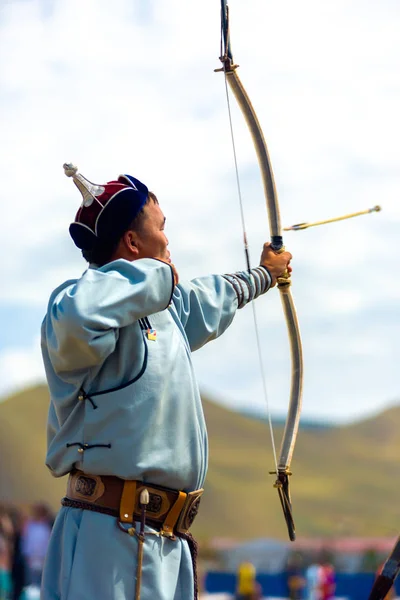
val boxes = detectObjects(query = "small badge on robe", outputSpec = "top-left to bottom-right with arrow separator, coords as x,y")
147,328 -> 157,341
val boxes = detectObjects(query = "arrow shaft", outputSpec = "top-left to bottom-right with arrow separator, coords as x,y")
284,206 -> 381,231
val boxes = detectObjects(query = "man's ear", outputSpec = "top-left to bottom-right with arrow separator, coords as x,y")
122,230 -> 139,256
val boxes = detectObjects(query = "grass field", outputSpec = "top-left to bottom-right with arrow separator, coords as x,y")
1,384 -> 400,540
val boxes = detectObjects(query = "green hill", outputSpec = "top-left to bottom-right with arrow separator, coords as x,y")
1,385 -> 400,541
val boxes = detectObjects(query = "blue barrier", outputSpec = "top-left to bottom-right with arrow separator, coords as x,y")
204,571 -> 400,599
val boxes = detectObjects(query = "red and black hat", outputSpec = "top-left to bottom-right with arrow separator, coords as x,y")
64,163 -> 149,251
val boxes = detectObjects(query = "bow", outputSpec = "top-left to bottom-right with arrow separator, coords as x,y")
367,536 -> 400,600
217,0 -> 304,541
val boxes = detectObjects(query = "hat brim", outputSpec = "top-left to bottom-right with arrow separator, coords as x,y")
69,222 -> 98,250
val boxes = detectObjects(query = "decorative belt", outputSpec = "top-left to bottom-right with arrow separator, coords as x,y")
62,470 -> 203,537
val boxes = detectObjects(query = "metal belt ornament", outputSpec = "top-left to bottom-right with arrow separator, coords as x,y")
216,0 -> 304,541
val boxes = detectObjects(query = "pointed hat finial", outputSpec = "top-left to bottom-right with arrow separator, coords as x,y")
63,162 -> 105,207
63,163 -> 78,177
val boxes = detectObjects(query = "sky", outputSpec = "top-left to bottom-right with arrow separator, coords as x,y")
0,0 -> 399,425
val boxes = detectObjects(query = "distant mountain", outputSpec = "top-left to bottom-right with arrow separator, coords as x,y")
1,385 -> 400,541
237,406 -> 334,431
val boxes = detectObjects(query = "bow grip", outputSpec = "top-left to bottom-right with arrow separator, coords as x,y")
271,235 -> 283,252
271,236 -> 291,287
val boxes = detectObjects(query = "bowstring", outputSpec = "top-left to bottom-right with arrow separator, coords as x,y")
221,60 -> 279,479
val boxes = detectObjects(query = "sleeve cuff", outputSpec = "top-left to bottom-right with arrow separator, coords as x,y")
222,266 -> 272,309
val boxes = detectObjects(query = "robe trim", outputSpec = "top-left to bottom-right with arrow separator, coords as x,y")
78,321 -> 149,405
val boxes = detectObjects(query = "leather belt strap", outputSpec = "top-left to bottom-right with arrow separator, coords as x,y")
120,480 -> 137,524
161,491 -> 187,538
64,470 -> 203,536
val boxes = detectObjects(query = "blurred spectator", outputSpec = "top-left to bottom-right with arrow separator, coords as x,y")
21,504 -> 53,589
286,553 -> 306,600
305,560 -> 321,600
235,560 -> 261,600
319,555 -> 335,600
8,507 -> 26,600
0,510 -> 12,600
0,504 -> 27,600
305,554 -> 335,600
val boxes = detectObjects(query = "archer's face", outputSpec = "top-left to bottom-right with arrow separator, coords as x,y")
133,201 -> 170,263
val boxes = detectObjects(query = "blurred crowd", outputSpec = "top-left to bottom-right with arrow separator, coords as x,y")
0,502 -> 54,600
233,554 -> 337,600
286,553 -> 336,600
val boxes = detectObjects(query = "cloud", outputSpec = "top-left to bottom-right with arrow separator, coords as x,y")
0,336 -> 45,398
0,0 -> 400,422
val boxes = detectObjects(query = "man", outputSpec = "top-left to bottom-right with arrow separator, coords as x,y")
319,557 -> 336,600
286,553 -> 306,600
235,561 -> 262,600
40,163 -> 292,600
21,503 -> 53,590
305,561 -> 321,600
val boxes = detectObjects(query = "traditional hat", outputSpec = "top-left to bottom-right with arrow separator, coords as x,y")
64,163 -> 149,250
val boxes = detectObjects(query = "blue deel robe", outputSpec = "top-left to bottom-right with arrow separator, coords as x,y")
40,258 -> 271,600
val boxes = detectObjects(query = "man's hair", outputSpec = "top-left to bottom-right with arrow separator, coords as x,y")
82,192 -> 159,266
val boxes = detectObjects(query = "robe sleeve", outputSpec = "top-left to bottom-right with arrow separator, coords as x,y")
173,266 -> 271,351
43,258 -> 174,373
